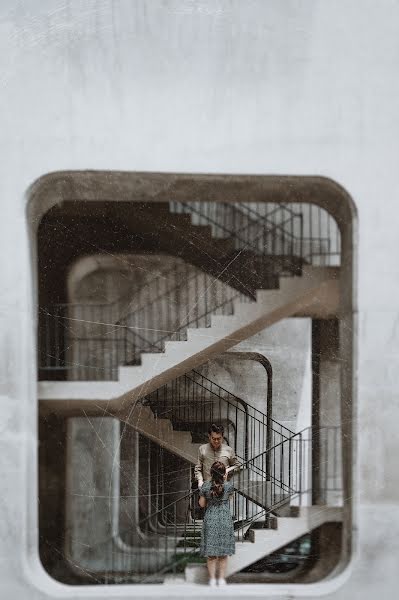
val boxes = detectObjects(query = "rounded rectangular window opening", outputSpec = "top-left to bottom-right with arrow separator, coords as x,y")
30,171 -> 355,590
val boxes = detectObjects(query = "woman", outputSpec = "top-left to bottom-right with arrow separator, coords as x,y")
198,460 -> 235,586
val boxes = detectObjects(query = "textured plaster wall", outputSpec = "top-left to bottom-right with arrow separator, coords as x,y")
0,1 -> 398,599
233,318 -> 312,429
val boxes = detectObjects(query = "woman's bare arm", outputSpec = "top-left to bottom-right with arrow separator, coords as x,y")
198,495 -> 207,508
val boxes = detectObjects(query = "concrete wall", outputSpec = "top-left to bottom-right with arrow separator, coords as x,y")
232,319 -> 312,430
0,1 -> 397,599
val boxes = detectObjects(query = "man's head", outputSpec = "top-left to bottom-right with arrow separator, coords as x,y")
208,423 -> 224,450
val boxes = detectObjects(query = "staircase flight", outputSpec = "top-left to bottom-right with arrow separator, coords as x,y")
39,265 -> 339,413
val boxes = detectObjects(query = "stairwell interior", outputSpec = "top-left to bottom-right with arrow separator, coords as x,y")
36,178 -> 349,586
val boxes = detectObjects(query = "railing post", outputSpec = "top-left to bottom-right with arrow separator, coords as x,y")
299,211 -> 304,271
266,361 -> 273,482
299,432 -> 303,505
244,408 -> 249,463
288,435 -> 292,493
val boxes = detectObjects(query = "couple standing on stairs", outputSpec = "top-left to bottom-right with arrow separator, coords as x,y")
194,423 -> 241,586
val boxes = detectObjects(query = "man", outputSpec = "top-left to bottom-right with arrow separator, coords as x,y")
194,423 -> 241,489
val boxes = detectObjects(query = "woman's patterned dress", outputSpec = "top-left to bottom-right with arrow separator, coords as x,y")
199,480 -> 235,557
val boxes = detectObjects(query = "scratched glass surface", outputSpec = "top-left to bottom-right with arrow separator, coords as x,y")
38,199 -> 344,585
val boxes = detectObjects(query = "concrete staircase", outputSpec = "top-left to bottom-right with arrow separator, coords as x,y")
40,201 -> 343,584
65,406 -> 342,583
168,201 -> 306,286
43,201 -> 290,300
39,265 -> 339,414
180,506 -> 343,583
129,202 -> 300,298
105,402 -> 288,510
120,402 -> 202,464
64,411 -> 301,580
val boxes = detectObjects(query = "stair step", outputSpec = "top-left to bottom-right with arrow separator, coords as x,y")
279,275 -> 314,295
272,504 -> 301,518
118,365 -> 144,383
279,267 -> 338,292
129,403 -> 155,422
249,516 -> 278,530
229,302 -> 272,322
172,430 -> 193,444
253,285 -> 281,301
185,563 -> 208,584
153,418 -> 173,434
186,326 -> 228,341
164,336 -> 213,354
163,574 -> 187,585
127,410 -> 297,499
140,353 -> 168,370
122,402 -> 199,460
210,314 -> 239,329
167,213 -> 192,227
211,236 -> 236,253
183,512 -> 311,582
39,266 -> 340,411
255,280 -> 309,303
163,340 -> 189,353
301,265 -> 339,280
183,223 -> 214,240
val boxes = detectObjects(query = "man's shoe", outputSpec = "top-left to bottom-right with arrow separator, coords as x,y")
209,578 -> 217,587
218,578 -> 227,586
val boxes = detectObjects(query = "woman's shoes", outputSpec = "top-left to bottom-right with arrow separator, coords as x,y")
208,577 -> 227,586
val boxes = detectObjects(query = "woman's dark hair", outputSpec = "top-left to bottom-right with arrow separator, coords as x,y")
210,461 -> 226,498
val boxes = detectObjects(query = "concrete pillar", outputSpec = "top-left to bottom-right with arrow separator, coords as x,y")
312,319 -> 342,506
65,417 -> 120,571
119,425 -> 140,545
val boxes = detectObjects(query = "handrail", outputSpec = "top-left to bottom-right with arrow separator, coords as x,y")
235,200 -> 303,226
135,429 -> 299,527
54,261 -> 188,313
232,202 -> 337,260
140,368 -> 292,477
171,200 -> 340,266
172,200 -> 303,247
40,200 -> 341,384
80,425 -> 341,581
119,275 -> 247,346
187,370 -> 295,438
40,300 -> 293,489
172,200 -> 302,259
39,271 -> 250,380
96,432 -> 297,552
136,430 -> 305,537
39,201 -> 341,383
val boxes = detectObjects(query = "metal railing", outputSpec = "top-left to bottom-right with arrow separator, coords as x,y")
80,425 -> 341,583
140,369 -> 293,466
39,201 -> 341,381
170,201 -> 341,267
39,268 -> 251,380
170,200 -> 303,270
39,305 -> 161,380
244,201 -> 341,266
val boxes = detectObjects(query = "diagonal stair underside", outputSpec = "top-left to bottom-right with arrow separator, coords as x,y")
42,201 -> 288,300
39,266 -> 339,413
